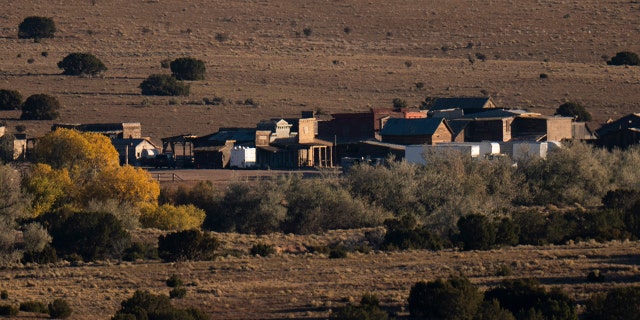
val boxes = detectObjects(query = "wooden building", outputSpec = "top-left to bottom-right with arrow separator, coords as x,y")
110,138 -> 160,166
379,117 -> 453,145
52,122 -> 142,139
595,113 -> 640,149
511,115 -> 573,141
256,118 -> 333,169
428,97 -> 497,118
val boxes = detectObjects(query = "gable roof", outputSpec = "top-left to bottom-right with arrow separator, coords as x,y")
430,97 -> 495,111
206,128 -> 256,144
380,118 -> 449,136
458,109 -> 532,120
110,138 -> 158,149
595,113 -> 640,137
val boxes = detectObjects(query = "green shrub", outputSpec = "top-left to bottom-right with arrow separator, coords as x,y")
123,242 -> 158,261
0,304 -> 18,316
203,96 -> 226,106
457,214 -> 496,250
329,247 -> 348,259
160,59 -> 172,68
20,94 -> 61,120
21,245 -> 58,264
392,98 -> 407,109
166,274 -> 183,288
586,270 -> 605,283
495,217 -> 520,246
476,299 -> 516,320
157,229 -> 219,262
204,182 -> 285,235
555,102 -> 592,121
18,16 -> 56,40
113,290 -> 208,320
282,177 -> 387,234
585,286 -> 640,319
511,209 -> 548,245
170,57 -> 206,81
19,300 -> 48,313
484,278 -> 576,320
602,189 -> 640,210
408,276 -> 483,320
303,28 -> 312,36
607,51 -> 640,66
48,211 -> 131,261
332,294 -> 388,320
215,33 -> 229,42
250,243 -> 276,257
496,264 -> 513,277
0,89 -> 23,110
0,290 -> 7,300
169,287 -> 187,299
57,53 -> 107,76
139,74 -> 190,96
48,299 -> 72,319
382,216 -> 445,251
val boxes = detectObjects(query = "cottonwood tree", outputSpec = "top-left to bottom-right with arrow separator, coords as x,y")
26,129 -> 159,212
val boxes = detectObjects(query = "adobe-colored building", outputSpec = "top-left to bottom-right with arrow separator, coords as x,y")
511,115 -> 573,141
380,118 -> 453,145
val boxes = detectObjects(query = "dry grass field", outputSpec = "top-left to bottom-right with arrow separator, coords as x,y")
1,0 -> 640,318
1,0 -> 639,144
3,230 -> 640,319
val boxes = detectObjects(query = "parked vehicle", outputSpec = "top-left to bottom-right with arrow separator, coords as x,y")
154,153 -> 176,169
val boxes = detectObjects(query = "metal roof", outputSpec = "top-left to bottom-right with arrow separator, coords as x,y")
430,97 -> 493,111
595,113 -> 640,137
380,118 -> 447,136
458,109 -> 532,120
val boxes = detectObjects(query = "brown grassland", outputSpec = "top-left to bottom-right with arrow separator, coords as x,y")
1,0 -> 640,318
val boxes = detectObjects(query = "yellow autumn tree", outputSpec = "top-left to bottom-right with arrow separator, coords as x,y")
34,128 -> 119,172
26,128 -> 160,214
83,165 -> 159,206
21,163 -> 73,217
139,204 -> 205,231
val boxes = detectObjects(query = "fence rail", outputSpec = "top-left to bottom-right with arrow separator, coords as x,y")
151,173 -> 184,182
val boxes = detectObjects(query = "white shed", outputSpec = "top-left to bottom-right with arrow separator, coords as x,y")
230,146 -> 256,168
512,142 -> 549,160
405,143 -> 481,165
478,141 -> 501,156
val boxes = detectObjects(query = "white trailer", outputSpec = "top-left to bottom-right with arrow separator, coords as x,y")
405,143 -> 481,165
512,142 -> 548,160
230,146 -> 256,168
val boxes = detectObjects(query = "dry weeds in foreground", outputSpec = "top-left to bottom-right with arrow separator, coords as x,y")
2,229 -> 640,319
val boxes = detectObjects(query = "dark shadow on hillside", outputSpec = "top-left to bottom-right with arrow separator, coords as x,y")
53,91 -> 140,96
587,253 -> 640,266
2,72 -> 60,77
484,273 -> 640,288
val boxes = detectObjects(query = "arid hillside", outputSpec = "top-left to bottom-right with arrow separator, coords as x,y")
0,0 -> 639,143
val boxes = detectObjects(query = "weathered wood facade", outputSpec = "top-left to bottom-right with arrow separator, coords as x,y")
380,118 -> 453,145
